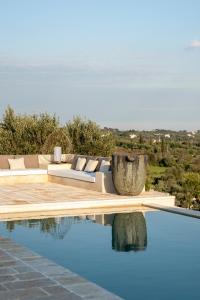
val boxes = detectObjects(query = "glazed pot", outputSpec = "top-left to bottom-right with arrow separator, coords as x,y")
112,153 -> 148,196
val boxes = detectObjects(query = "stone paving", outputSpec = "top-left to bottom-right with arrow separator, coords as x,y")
0,182 -> 168,205
0,236 -> 122,300
0,183 -> 175,219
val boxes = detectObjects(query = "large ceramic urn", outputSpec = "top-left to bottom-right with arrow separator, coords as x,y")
112,153 -> 148,196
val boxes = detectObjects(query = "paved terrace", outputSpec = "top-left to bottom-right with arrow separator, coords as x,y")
0,236 -> 122,300
0,182 -> 175,219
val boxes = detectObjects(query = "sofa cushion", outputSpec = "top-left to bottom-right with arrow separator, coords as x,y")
0,169 -> 47,176
72,155 -> 110,171
72,155 -> 84,170
75,157 -> 87,171
96,157 -> 110,171
62,154 -> 75,163
99,160 -> 111,172
15,155 -> 39,169
84,160 -> 99,172
8,158 -> 26,170
0,155 -> 14,169
48,169 -> 96,183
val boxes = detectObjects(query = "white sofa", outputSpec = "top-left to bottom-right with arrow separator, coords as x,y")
0,154 -> 116,193
48,169 -> 115,193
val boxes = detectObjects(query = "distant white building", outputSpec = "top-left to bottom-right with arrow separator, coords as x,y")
164,134 -> 171,138
130,134 -> 137,139
187,133 -> 194,138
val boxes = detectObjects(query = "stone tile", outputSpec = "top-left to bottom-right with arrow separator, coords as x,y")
41,265 -> 74,277
13,265 -> 34,273
0,275 -> 15,283
85,291 -> 122,300
0,284 -> 7,291
28,294 -> 82,300
8,250 -> 41,260
0,260 -> 17,268
41,285 -> 82,300
66,282 -> 111,298
0,250 -> 6,256
55,275 -> 87,286
0,287 -> 48,300
16,271 -> 46,280
23,257 -> 53,266
0,238 -> 123,300
0,267 -> 17,275
42,285 -> 69,295
4,278 -> 56,290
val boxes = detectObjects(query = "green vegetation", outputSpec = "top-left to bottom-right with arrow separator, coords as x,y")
0,107 -> 115,156
67,116 -> 115,156
109,128 -> 200,210
0,107 -> 199,210
0,106 -> 58,154
42,127 -> 72,154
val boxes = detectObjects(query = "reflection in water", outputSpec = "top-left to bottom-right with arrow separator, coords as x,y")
6,217 -> 78,240
40,218 -> 74,240
5,212 -> 147,250
112,212 -> 147,252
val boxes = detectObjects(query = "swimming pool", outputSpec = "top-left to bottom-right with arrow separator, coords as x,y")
0,210 -> 199,300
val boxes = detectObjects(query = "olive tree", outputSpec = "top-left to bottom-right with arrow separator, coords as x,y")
67,116 -> 115,156
0,106 -> 59,154
42,127 -> 72,154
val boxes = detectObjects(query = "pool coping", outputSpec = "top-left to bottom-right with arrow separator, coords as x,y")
0,195 -> 175,215
145,203 -> 200,219
0,236 -> 123,300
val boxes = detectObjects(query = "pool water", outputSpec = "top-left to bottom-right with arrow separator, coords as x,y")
0,210 -> 200,300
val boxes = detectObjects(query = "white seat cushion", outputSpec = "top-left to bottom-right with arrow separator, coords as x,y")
0,169 -> 47,177
48,169 -> 96,183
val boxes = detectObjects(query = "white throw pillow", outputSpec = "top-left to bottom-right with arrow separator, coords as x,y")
99,160 -> 110,172
8,158 -> 26,170
75,157 -> 87,171
84,160 -> 98,172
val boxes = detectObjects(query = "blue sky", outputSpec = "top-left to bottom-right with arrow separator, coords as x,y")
0,0 -> 199,130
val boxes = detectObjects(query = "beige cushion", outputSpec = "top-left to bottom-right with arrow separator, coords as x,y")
99,160 -> 110,172
0,155 -> 14,169
8,158 -> 26,170
15,155 -> 39,169
84,160 -> 98,172
75,157 -> 87,171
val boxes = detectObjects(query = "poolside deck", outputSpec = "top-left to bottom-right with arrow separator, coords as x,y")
0,236 -> 122,300
0,182 -> 175,219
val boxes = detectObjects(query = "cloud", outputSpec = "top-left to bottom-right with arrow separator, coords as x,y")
188,39 -> 200,49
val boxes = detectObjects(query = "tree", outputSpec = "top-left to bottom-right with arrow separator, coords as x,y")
183,173 -> 200,209
42,127 -> 72,154
139,134 -> 144,144
0,106 -> 59,154
67,116 -> 115,156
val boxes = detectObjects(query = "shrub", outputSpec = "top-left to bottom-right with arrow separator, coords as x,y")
67,116 -> 115,156
0,106 -> 58,154
42,127 -> 72,154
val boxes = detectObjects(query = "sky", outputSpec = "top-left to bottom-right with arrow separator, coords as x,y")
0,0 -> 200,130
